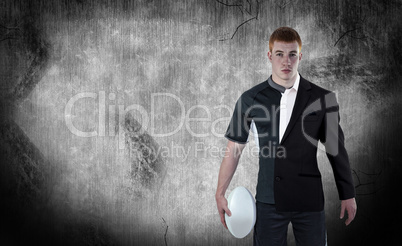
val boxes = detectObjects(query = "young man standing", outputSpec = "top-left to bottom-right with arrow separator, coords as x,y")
215,27 -> 357,245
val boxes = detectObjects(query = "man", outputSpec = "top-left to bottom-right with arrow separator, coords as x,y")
215,27 -> 357,245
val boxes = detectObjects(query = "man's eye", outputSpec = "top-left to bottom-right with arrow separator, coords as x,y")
290,54 -> 296,57
276,53 -> 283,56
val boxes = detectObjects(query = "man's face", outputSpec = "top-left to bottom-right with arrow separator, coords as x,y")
268,41 -> 302,85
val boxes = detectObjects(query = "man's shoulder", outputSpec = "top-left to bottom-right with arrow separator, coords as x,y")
241,80 -> 270,100
301,76 -> 340,109
301,76 -> 332,95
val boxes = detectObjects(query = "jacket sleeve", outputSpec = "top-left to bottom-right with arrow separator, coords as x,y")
224,94 -> 252,144
320,92 -> 356,200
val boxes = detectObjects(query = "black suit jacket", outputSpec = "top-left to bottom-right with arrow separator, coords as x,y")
274,76 -> 355,212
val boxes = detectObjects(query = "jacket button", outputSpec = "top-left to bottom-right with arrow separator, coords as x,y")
275,176 -> 281,181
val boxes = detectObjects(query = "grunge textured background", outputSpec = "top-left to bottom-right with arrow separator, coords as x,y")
1,0 -> 401,245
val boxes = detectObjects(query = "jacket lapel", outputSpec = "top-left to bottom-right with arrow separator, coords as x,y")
280,76 -> 311,145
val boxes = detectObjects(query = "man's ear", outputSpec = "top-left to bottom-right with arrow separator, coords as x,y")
267,51 -> 272,62
299,52 -> 302,61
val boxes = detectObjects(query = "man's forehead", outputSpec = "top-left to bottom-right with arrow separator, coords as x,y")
272,41 -> 299,52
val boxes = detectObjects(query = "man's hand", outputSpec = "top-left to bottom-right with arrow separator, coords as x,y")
216,195 -> 232,229
215,141 -> 245,229
340,197 -> 357,226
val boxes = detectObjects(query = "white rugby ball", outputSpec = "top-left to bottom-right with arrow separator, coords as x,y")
225,186 -> 256,238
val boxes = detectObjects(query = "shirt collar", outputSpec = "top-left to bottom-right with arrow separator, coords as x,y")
267,73 -> 300,93
292,73 -> 300,92
268,76 -> 286,93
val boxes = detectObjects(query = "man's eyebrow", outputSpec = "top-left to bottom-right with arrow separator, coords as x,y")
274,50 -> 298,53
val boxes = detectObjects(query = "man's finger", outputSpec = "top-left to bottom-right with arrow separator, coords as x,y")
216,196 -> 231,229
219,205 -> 232,229
222,207 -> 232,228
345,218 -> 350,226
340,203 -> 345,219
220,212 -> 228,229
224,207 -> 232,217
345,207 -> 356,226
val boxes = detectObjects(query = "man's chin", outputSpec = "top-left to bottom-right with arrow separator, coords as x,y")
280,73 -> 296,81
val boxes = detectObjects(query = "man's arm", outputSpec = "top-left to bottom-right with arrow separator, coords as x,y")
326,119 -> 357,226
215,140 -> 246,229
321,92 -> 357,226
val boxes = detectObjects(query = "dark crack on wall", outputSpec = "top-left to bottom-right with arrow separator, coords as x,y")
217,0 -> 260,41
0,22 -> 21,43
219,16 -> 257,41
352,169 -> 383,196
276,0 -> 292,9
162,217 -> 168,246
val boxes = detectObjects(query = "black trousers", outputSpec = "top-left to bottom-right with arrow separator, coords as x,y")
253,202 -> 326,246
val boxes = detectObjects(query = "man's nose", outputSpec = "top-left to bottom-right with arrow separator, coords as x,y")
282,56 -> 291,65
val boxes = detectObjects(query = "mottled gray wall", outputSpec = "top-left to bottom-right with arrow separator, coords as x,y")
1,0 -> 401,245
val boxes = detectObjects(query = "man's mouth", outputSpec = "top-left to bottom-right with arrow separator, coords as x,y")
282,69 -> 291,74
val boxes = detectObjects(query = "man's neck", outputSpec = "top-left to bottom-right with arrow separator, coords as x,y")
272,74 -> 298,89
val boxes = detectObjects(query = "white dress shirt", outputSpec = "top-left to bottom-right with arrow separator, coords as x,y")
279,73 -> 300,143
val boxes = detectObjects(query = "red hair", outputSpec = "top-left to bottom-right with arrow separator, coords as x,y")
269,27 -> 302,52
